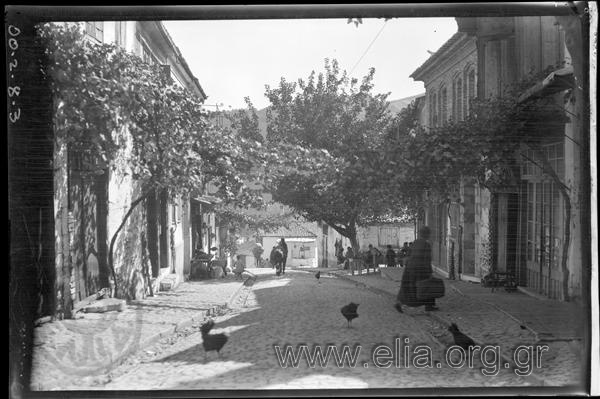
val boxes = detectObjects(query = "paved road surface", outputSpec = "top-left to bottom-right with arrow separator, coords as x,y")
89,269 -> 545,390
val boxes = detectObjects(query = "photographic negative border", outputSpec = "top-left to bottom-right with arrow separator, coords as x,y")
7,2 -> 596,397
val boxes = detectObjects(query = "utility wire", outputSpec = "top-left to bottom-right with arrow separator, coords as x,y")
349,20 -> 388,75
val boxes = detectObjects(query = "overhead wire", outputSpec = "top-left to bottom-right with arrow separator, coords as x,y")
349,20 -> 389,76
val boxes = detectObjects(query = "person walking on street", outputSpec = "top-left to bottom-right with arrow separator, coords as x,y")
279,238 -> 288,274
385,245 -> 397,268
395,226 -> 439,312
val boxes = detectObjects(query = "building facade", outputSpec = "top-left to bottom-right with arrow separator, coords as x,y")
53,21 -> 207,311
456,15 -> 586,301
410,16 -> 586,302
408,16 -> 586,302
410,31 -> 487,282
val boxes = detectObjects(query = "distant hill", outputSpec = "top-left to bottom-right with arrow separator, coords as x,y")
386,93 -> 425,114
256,107 -> 268,139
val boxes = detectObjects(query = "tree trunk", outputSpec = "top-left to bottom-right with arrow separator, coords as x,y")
327,219 -> 360,256
348,223 -> 360,257
349,235 -> 360,258
108,190 -> 151,298
95,169 -> 110,289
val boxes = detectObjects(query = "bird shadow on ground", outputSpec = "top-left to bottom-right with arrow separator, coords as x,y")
153,342 -> 210,364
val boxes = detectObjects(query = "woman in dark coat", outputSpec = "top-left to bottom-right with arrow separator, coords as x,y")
395,226 -> 438,312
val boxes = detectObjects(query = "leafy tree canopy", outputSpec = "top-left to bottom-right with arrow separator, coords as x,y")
39,22 -> 264,207
386,65 -> 571,200
38,22 -> 265,296
263,59 -> 401,249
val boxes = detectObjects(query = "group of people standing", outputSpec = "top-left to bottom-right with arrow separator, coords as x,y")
384,241 -> 412,268
340,242 -> 412,270
340,245 -> 381,270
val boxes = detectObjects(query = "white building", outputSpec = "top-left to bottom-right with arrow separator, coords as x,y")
53,20 -> 208,307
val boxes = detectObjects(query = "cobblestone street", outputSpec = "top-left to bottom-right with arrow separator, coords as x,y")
66,268 -> 555,390
8,10 -> 595,399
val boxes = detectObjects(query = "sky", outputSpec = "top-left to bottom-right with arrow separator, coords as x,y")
163,17 -> 458,110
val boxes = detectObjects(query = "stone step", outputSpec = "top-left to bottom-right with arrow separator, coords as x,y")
81,298 -> 126,313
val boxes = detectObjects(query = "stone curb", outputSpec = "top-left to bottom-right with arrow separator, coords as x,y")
226,275 -> 256,309
447,283 -> 541,340
376,270 -> 548,340
131,276 -> 250,359
95,302 -> 231,378
421,300 -> 549,387
44,280 -> 249,385
327,271 -> 398,300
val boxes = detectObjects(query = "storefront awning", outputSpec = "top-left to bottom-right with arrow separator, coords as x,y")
518,65 -> 575,103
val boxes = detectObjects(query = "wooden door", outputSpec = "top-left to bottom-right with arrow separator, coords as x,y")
525,180 -> 562,298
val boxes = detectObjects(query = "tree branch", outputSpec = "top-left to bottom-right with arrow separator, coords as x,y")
326,221 -> 349,237
108,189 -> 152,298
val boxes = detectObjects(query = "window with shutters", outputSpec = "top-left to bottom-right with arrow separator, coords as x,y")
451,80 -> 457,121
142,43 -> 157,65
465,68 -> 476,117
85,21 -> 104,42
114,21 -> 127,48
440,86 -> 447,124
455,77 -> 463,121
430,91 -> 438,127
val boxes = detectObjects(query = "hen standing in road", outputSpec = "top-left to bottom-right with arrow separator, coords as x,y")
341,302 -> 359,328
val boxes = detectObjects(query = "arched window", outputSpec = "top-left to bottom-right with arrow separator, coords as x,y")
430,91 -> 437,127
455,77 -> 463,121
464,67 -> 476,117
451,80 -> 456,121
440,86 -> 447,124
429,92 -> 433,126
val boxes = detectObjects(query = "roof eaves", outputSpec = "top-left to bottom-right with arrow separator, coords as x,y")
410,32 -> 467,82
156,22 -> 207,100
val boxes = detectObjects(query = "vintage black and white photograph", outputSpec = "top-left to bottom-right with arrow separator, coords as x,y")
7,3 -> 597,397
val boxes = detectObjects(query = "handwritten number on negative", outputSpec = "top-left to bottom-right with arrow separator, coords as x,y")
7,25 -> 21,123
8,25 -> 21,37
8,38 -> 18,51
9,109 -> 21,123
8,86 -> 21,97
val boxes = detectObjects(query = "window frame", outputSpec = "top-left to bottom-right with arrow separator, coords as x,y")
85,21 -> 104,42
